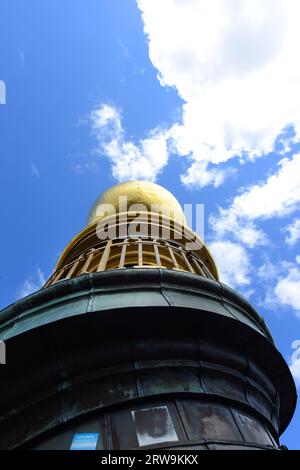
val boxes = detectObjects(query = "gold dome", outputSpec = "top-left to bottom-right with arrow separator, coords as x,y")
45,179 -> 219,287
87,180 -> 187,226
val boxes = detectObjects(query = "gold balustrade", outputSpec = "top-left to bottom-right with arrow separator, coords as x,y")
44,237 -> 215,288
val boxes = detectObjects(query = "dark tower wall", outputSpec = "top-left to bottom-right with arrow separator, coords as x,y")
0,269 -> 296,450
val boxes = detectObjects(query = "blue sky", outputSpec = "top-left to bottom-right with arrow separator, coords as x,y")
0,0 -> 300,448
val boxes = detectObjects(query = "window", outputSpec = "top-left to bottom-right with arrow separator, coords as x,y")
132,406 -> 178,447
231,409 -> 275,446
109,402 -> 184,449
178,400 -> 242,442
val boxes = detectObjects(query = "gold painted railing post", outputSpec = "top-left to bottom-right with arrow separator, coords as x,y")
138,240 -> 143,267
153,240 -> 162,268
97,240 -> 112,272
65,257 -> 83,280
49,268 -> 65,286
191,256 -> 205,276
199,260 -> 214,279
180,249 -> 195,274
80,248 -> 96,274
166,242 -> 180,270
118,239 -> 128,269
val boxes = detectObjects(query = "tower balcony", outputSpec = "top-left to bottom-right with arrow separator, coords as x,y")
45,212 -> 218,288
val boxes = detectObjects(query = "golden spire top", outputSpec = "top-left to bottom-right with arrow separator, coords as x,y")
87,180 -> 187,227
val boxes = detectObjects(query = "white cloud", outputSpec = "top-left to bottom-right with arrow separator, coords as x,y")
285,219 -> 300,246
210,212 -> 267,248
255,258 -> 300,316
210,154 -> 300,246
137,0 -> 300,186
17,267 -> 46,299
290,340 -> 300,388
209,240 -> 251,288
225,156 -> 300,219
274,265 -> 300,313
90,104 -> 169,182
31,162 -> 40,178
180,161 -> 236,189
257,259 -> 282,282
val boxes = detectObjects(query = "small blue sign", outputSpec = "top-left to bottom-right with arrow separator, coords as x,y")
70,433 -> 99,450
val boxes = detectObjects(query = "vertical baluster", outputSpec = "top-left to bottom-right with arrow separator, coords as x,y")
138,239 -> 143,266
165,242 -> 180,270
191,256 -> 205,276
80,248 -> 96,274
50,268 -> 65,285
153,240 -> 162,267
119,239 -> 128,268
65,257 -> 82,280
97,240 -> 112,272
200,261 -> 214,279
180,249 -> 195,273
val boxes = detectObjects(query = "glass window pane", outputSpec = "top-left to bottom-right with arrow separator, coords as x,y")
132,406 -> 178,447
232,409 -> 274,446
110,409 -> 139,449
179,400 -> 242,442
110,402 -> 185,449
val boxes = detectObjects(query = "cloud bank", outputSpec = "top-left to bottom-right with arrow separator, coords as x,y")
210,153 -> 300,247
90,1 -> 300,187
90,104 -> 169,181
137,0 -> 300,186
209,240 -> 251,288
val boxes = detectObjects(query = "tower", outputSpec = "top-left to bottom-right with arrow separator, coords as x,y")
0,181 -> 296,450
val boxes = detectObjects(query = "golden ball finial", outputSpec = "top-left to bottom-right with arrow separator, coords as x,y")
87,180 -> 187,226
